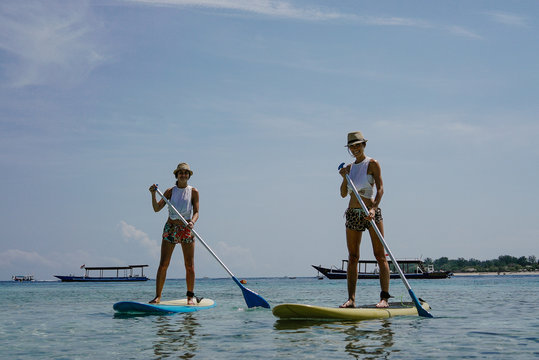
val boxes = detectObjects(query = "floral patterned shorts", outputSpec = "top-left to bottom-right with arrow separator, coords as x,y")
345,208 -> 383,232
163,222 -> 194,244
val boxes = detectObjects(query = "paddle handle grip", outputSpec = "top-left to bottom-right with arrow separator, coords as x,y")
155,186 -> 236,278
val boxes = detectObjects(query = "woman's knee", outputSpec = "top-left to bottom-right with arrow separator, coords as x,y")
158,258 -> 171,269
374,255 -> 388,266
184,262 -> 195,274
348,253 -> 360,263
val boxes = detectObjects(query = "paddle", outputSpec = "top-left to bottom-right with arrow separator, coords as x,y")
154,185 -> 270,309
338,163 -> 433,318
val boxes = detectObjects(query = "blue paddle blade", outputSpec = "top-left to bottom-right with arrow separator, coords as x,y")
408,289 -> 434,318
232,277 -> 270,309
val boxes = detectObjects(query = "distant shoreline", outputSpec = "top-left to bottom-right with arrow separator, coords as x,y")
453,271 -> 539,276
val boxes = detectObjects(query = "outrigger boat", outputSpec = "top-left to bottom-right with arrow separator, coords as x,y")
313,259 -> 452,280
54,265 -> 149,282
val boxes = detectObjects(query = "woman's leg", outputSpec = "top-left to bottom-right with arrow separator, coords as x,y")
150,239 -> 175,304
341,228 -> 362,308
181,241 -> 195,305
369,220 -> 390,308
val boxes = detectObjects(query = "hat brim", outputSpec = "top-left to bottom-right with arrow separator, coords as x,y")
345,139 -> 367,147
174,170 -> 193,176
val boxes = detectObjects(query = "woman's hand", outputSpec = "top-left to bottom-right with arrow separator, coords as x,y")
366,207 -> 376,221
339,164 -> 351,178
149,184 -> 157,193
187,220 -> 195,229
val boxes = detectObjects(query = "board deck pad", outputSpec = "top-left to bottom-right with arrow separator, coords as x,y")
113,298 -> 216,314
272,301 -> 430,320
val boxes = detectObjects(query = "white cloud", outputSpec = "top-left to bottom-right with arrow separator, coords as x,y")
118,221 -> 160,260
0,0 -> 106,88
215,241 -> 257,270
126,0 -> 480,39
0,249 -> 58,268
446,25 -> 483,40
358,15 -> 430,28
485,11 -> 528,27
127,0 -> 349,21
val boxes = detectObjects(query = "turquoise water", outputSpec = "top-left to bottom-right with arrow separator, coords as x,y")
1,275 -> 537,359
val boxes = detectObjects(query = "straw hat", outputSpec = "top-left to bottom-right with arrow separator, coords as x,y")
345,131 -> 368,147
173,162 -> 193,177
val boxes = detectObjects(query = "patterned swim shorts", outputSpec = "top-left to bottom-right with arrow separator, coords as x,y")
163,222 -> 195,244
345,207 -> 383,232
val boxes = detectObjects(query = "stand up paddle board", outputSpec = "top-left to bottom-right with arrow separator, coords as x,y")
113,298 -> 216,314
272,301 -> 430,320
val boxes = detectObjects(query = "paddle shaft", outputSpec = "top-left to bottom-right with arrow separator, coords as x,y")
345,174 -> 413,291
340,163 -> 433,317
154,185 -> 270,309
155,187 -> 235,278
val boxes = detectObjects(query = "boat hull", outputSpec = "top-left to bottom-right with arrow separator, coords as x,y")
312,265 -> 452,280
54,275 -> 148,282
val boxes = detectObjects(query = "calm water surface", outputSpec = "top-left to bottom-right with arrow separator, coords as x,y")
1,275 -> 537,359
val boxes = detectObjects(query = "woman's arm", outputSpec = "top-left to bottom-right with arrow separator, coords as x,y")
149,185 -> 169,212
339,165 -> 351,198
189,187 -> 200,228
369,159 -> 384,214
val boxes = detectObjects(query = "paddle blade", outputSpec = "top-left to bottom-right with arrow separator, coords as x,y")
233,277 -> 270,309
409,289 -> 434,318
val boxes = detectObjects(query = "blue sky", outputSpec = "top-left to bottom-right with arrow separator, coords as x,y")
1,0 -> 537,280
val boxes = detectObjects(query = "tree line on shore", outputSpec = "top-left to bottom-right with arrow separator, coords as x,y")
423,255 -> 538,273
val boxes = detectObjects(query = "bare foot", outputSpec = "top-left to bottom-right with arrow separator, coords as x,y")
376,299 -> 389,308
187,297 -> 195,305
149,296 -> 160,304
339,299 -> 355,308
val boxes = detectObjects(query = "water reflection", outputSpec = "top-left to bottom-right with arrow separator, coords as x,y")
274,319 -> 394,359
343,320 -> 394,359
152,314 -> 200,359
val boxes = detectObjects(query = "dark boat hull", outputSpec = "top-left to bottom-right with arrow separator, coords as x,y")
312,265 -> 452,280
54,275 -> 148,282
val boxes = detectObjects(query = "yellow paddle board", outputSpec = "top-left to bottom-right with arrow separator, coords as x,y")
272,301 -> 431,320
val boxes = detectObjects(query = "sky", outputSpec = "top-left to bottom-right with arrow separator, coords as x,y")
1,0 -> 538,281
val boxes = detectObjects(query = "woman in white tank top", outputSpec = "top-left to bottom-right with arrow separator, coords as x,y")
338,131 -> 390,309
148,162 -> 200,305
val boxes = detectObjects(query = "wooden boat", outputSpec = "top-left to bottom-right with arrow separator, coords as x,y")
313,259 -> 452,280
54,265 -> 149,282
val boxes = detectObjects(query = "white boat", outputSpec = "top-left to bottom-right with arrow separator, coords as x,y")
12,275 -> 35,282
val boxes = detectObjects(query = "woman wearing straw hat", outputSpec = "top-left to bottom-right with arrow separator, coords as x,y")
148,162 -> 200,305
339,132 -> 390,308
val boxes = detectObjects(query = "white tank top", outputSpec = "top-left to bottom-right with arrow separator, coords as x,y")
347,157 -> 375,200
168,186 -> 193,220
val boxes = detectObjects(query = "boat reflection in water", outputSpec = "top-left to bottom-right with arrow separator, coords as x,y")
313,259 -> 452,280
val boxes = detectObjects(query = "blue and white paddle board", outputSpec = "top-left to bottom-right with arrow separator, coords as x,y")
113,298 -> 216,314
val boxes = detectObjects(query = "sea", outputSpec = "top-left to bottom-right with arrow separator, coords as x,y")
1,275 -> 537,359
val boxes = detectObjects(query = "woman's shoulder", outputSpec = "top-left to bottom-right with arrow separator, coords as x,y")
164,187 -> 174,197
367,157 -> 381,169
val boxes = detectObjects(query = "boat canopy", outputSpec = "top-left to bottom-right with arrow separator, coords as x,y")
82,265 -> 148,271
82,265 -> 148,278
